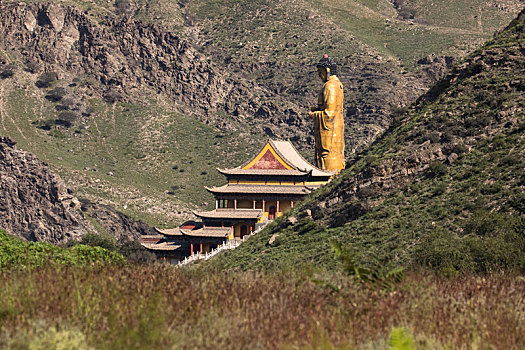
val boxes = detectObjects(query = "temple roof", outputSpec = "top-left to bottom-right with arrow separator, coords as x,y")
154,227 -> 183,236
180,226 -> 232,237
217,168 -> 309,176
219,139 -> 333,178
141,242 -> 182,251
205,184 -> 313,195
193,209 -> 263,219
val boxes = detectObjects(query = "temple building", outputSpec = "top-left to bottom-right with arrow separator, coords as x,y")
142,139 -> 334,263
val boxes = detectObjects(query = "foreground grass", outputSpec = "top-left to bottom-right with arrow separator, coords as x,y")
1,266 -> 524,349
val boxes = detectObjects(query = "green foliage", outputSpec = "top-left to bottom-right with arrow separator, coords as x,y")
388,327 -> 415,350
117,239 -> 157,264
427,160 -> 448,178
2,321 -> 88,350
0,230 -> 125,269
414,214 -> 525,274
330,239 -> 404,290
78,232 -> 118,251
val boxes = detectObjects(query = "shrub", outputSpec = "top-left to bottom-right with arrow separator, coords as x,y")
32,119 -> 55,131
115,0 -> 134,16
56,111 -> 80,128
35,72 -> 58,88
118,239 -> 157,264
103,88 -> 122,103
0,64 -> 16,79
415,215 -> 525,274
25,58 -> 42,73
45,87 -> 66,102
0,230 -> 124,268
78,232 -> 118,251
492,133 -> 507,150
452,143 -> 468,155
427,160 -> 448,178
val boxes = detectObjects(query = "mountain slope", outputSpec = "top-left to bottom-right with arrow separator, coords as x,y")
0,1 -> 521,228
212,9 -> 525,273
0,136 -> 156,243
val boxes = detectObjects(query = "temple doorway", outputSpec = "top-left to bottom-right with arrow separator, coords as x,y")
268,206 -> 276,220
240,225 -> 248,238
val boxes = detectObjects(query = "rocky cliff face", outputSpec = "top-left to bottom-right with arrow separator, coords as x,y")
0,2 -> 307,143
0,136 -> 156,243
0,136 -> 89,242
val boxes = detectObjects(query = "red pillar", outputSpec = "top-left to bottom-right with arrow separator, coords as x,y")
200,243 -> 203,253
276,200 -> 280,217
262,199 -> 265,212
291,201 -> 294,208
250,225 -> 253,233
253,200 -> 256,210
190,243 -> 193,256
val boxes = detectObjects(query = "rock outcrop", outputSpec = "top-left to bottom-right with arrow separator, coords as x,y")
0,136 -> 89,243
79,199 -> 157,241
0,2 -> 306,144
0,136 -> 156,243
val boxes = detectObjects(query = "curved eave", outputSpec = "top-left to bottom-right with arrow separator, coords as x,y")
216,167 -> 310,176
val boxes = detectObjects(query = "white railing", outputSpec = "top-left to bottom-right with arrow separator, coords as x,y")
177,225 -> 266,266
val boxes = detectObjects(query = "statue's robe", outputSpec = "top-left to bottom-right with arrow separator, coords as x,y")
311,75 -> 345,173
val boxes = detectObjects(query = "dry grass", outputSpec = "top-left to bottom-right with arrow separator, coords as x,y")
1,266 -> 525,349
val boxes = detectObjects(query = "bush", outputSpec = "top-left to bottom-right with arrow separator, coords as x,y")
427,160 -> 448,178
78,232 -> 118,251
45,87 -> 66,102
56,111 -> 80,128
0,64 -> 16,79
32,119 -> 55,131
103,88 -> 122,103
415,215 -> 525,274
25,58 -> 42,73
115,0 -> 134,16
35,72 -> 58,88
118,239 -> 157,264
0,230 -> 124,269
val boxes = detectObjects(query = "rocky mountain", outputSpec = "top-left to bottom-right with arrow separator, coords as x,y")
0,0 -> 521,229
0,136 -> 155,243
0,2 -> 305,140
212,9 -> 525,273
0,136 -> 89,242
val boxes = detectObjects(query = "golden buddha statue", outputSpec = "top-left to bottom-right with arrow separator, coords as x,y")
308,54 -> 345,174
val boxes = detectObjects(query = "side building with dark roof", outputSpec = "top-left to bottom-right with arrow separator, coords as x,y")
141,139 -> 334,264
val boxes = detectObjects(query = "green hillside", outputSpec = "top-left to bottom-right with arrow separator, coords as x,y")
212,9 -> 525,274
0,0 -> 521,230
0,71 -> 258,227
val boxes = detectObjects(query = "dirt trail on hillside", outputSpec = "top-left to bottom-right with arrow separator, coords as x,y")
0,83 -> 6,132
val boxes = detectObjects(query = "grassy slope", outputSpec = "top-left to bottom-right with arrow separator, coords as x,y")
211,10 -> 525,272
0,71 -> 258,227
1,0 -> 521,229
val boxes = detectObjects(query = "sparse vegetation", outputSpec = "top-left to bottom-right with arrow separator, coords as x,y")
1,265 -> 525,349
35,72 -> 58,88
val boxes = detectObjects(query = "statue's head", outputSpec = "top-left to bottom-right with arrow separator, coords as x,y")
316,54 -> 337,82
